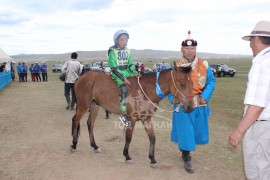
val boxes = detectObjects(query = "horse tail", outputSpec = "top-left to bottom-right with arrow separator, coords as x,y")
71,114 -> 80,137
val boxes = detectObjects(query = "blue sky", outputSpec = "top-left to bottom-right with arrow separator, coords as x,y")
0,0 -> 269,55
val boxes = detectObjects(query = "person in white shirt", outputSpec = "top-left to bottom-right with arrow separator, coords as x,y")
229,21 -> 270,179
61,52 -> 81,110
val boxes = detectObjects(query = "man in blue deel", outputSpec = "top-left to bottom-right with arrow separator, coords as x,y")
168,31 -> 216,173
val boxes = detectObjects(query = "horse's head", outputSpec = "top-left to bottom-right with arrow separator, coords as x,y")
170,61 -> 194,113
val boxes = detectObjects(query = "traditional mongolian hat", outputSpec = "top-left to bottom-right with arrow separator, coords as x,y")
181,30 -> 197,46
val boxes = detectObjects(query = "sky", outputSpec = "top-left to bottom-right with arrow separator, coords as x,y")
0,0 -> 269,56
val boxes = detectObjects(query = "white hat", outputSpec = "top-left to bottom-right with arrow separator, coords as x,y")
242,21 -> 270,41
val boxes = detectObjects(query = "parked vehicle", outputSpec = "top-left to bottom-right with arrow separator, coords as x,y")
209,64 -> 236,77
99,62 -> 112,75
83,63 -> 94,72
83,61 -> 112,75
152,62 -> 171,72
52,64 -> 63,73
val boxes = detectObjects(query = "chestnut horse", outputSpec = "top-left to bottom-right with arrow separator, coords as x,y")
70,62 -> 194,168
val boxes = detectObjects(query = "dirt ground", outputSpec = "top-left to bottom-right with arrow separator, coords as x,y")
0,74 -> 245,180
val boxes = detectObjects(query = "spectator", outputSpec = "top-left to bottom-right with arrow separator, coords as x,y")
29,64 -> 35,81
11,62 -> 15,81
40,62 -> 48,81
0,62 -> 7,72
229,20 -> 270,179
217,65 -> 222,77
17,62 -> 23,82
156,63 -> 161,72
34,62 -> 41,82
61,52 -> 81,110
161,62 -> 166,71
21,62 -> 28,82
135,63 -> 140,72
140,63 -> 145,74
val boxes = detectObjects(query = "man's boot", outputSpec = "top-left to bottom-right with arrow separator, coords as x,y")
65,96 -> 71,110
182,150 -> 194,173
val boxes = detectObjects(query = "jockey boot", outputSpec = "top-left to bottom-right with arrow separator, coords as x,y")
119,114 -> 130,127
181,150 -> 194,173
118,84 -> 130,127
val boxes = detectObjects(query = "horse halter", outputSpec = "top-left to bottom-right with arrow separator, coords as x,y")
170,70 -> 194,104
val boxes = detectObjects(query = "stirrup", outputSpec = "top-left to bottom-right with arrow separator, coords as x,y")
119,115 -> 130,127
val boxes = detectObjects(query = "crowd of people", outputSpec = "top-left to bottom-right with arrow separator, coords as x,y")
15,62 -> 48,82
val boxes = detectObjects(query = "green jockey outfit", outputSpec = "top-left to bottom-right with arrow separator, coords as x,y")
108,47 -> 137,87
107,29 -> 138,127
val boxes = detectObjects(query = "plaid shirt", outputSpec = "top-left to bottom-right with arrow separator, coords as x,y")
244,47 -> 270,120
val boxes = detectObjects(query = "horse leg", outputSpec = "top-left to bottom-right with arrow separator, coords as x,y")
123,121 -> 135,163
87,102 -> 101,153
143,118 -> 157,168
70,107 -> 85,153
105,109 -> 109,119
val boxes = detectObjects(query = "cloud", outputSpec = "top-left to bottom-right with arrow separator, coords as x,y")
0,0 -> 269,55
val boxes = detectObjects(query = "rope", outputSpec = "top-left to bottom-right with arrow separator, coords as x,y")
137,75 -> 179,113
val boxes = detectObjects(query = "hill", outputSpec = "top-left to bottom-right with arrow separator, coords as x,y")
11,49 -> 251,63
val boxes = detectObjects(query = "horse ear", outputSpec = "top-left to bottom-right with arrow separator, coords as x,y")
181,66 -> 192,73
173,61 -> 179,72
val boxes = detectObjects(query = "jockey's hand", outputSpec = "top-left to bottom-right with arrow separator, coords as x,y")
134,73 -> 142,78
124,78 -> 131,86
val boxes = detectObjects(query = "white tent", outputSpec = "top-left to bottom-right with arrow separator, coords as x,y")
0,47 -> 14,71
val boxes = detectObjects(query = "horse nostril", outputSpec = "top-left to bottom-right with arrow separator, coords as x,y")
187,106 -> 193,113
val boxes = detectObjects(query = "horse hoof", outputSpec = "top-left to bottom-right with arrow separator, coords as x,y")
125,159 -> 133,164
94,148 -> 101,153
70,147 -> 76,153
150,163 -> 158,168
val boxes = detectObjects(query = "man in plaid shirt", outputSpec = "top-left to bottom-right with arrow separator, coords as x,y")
229,21 -> 270,179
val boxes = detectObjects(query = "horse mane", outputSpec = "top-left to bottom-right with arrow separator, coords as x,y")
178,66 -> 192,73
141,68 -> 172,78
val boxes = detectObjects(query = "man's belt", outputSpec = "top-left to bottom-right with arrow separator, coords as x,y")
118,65 -> 128,70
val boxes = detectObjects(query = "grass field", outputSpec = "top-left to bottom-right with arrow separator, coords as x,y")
0,58 -> 251,179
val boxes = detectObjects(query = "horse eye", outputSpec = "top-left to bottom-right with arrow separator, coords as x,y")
180,82 -> 185,88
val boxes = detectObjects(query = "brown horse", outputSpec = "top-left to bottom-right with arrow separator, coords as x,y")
70,62 -> 194,168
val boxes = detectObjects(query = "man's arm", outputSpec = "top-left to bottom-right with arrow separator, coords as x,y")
200,67 -> 216,103
61,61 -> 68,73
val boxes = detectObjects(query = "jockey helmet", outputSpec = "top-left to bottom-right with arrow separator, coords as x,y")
113,30 -> 129,44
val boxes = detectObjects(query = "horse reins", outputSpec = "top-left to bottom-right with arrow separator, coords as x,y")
137,70 -> 192,113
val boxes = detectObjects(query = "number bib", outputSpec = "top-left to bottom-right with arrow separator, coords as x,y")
114,49 -> 130,66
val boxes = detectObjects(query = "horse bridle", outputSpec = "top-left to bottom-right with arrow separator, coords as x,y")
136,69 -> 193,112
170,70 -> 194,104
